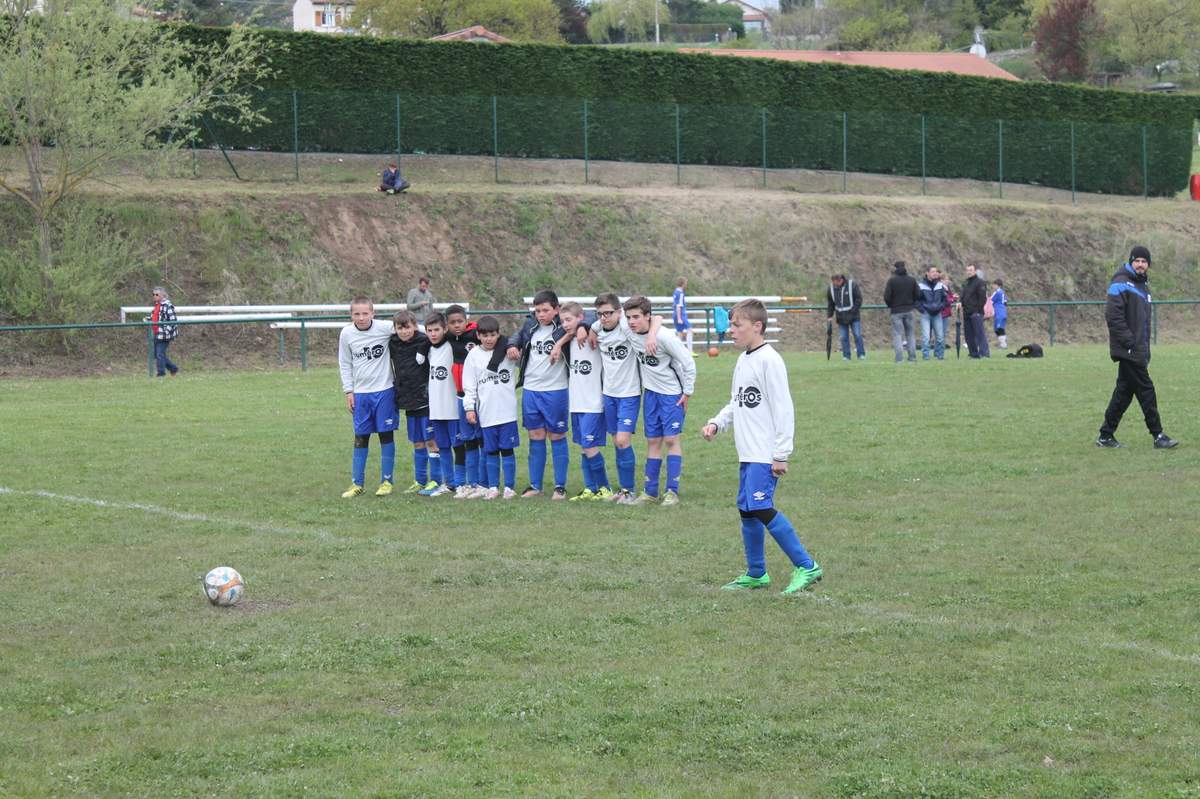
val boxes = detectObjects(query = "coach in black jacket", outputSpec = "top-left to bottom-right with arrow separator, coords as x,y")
1096,246 -> 1178,449
960,264 -> 990,358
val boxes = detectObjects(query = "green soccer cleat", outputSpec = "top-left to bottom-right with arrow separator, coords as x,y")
569,489 -> 595,502
721,573 -> 771,590
375,480 -> 394,497
593,487 -> 614,501
660,490 -> 680,507
781,562 -> 823,595
632,492 -> 659,506
341,484 -> 365,499
402,481 -> 424,494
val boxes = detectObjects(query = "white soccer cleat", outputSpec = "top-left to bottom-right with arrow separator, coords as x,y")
454,485 -> 472,499
502,487 -> 517,500
483,488 -> 500,501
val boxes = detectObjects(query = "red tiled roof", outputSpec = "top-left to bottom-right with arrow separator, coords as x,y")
430,26 -> 512,43
682,49 -> 1018,81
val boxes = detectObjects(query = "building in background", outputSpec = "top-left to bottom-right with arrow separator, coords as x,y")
292,0 -> 354,33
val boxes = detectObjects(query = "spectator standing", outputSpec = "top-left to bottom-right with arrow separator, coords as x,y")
826,274 -> 866,361
942,278 -> 958,341
148,286 -> 179,377
960,264 -> 991,358
990,279 -> 1008,349
406,277 -> 435,319
883,261 -> 920,362
1096,246 -> 1178,449
915,267 -> 948,360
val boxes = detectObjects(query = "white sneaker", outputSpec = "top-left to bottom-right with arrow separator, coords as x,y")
470,485 -> 489,499
430,484 -> 452,497
454,485 -> 472,499
483,488 -> 500,500
502,487 -> 517,499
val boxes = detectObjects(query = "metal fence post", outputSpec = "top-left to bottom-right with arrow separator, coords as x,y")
1048,305 -> 1055,346
921,114 -> 927,196
492,96 -> 499,184
395,93 -> 403,167
997,119 -> 1004,199
146,325 -> 154,377
1141,125 -> 1148,200
300,320 -> 308,372
841,111 -> 848,192
761,108 -> 767,188
1151,303 -> 1158,344
705,307 -> 712,349
1070,122 -> 1076,204
675,103 -> 681,186
278,329 -> 286,365
583,98 -> 589,185
292,91 -> 300,181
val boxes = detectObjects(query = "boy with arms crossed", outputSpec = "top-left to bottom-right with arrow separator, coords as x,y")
621,296 -> 695,506
703,299 -> 822,594
423,311 -> 460,497
388,310 -> 439,495
338,297 -> 398,498
462,316 -> 521,500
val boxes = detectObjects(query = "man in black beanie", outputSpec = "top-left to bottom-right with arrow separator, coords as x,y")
1096,245 -> 1179,449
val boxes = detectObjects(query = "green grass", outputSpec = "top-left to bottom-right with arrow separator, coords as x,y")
2,348 -> 1199,797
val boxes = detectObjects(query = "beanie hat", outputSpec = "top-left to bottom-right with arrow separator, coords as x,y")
893,261 -> 907,275
1129,245 -> 1151,264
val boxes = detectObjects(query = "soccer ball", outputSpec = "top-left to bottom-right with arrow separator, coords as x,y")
202,566 -> 245,607
708,347 -> 720,357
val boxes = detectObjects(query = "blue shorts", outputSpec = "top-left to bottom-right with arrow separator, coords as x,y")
481,421 -> 521,454
352,388 -> 399,436
643,389 -> 686,439
737,462 -> 778,512
406,413 -> 434,443
456,398 -> 481,442
571,412 -> 607,448
522,388 -> 569,434
674,319 -> 691,331
603,394 -> 640,435
430,418 -> 458,450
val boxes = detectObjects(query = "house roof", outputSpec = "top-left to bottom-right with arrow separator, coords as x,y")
429,25 -> 512,43
682,49 -> 1018,81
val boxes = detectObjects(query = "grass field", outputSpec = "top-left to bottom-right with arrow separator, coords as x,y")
2,348 -> 1199,797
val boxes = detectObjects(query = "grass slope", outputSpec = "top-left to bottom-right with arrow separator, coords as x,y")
2,348 -> 1199,797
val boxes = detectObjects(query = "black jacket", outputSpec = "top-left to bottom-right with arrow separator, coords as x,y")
961,275 -> 988,316
883,271 -> 920,314
389,330 -> 431,412
509,310 -> 597,388
827,280 -> 862,324
1106,264 -> 1152,365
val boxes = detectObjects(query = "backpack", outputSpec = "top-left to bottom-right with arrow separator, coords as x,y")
1006,343 -> 1044,359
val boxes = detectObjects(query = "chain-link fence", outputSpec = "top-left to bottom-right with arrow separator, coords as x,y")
186,91 -> 1194,201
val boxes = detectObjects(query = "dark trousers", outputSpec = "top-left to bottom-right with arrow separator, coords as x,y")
1101,359 -> 1161,437
964,313 -> 990,358
154,339 -> 179,377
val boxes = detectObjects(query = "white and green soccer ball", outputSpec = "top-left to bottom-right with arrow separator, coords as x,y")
202,566 -> 245,607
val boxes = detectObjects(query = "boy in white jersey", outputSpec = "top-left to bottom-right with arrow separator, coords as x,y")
621,296 -> 696,507
702,299 -> 822,594
337,296 -> 398,498
423,312 -> 459,497
506,289 -> 571,499
589,293 -> 662,504
462,316 -> 520,500
558,302 -> 612,501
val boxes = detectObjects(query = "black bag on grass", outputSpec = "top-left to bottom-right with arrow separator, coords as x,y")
1007,343 -> 1044,359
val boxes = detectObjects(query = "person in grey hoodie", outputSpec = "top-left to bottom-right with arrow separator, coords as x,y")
883,261 -> 920,362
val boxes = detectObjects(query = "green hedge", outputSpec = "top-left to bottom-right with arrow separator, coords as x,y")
181,26 -> 1200,195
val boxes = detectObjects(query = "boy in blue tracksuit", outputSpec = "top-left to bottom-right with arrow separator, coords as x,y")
990,279 -> 1008,349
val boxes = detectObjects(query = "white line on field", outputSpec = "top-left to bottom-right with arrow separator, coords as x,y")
0,486 -> 342,543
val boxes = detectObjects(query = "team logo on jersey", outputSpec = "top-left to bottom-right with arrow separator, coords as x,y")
354,343 -> 387,362
609,345 -> 629,361
736,386 -> 762,408
752,490 -> 767,501
499,370 -> 512,383
637,352 -> 660,367
572,360 -> 593,376
432,366 -> 450,380
532,339 -> 555,356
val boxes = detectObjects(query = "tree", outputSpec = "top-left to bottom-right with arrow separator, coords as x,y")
0,0 -> 270,275
1099,0 -> 1200,69
1034,0 -> 1104,80
586,0 -> 669,42
352,0 -> 564,41
555,0 -> 591,43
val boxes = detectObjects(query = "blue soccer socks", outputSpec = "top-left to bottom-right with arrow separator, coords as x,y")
413,447 -> 429,484
740,516 -> 767,578
615,445 -> 636,492
580,454 -> 597,493
352,443 -> 369,487
465,445 -> 481,486
766,512 -> 815,569
501,451 -> 517,490
587,451 -> 610,490
427,451 -> 441,484
380,440 -> 396,484
528,439 -> 548,492
551,437 -> 569,488
643,457 -> 663,498
666,454 -> 682,494
486,453 -> 501,489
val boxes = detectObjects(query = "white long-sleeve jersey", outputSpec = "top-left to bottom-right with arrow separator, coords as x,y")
591,316 -> 641,398
338,319 -> 395,394
628,327 -> 696,397
461,346 -> 519,428
707,343 -> 794,464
